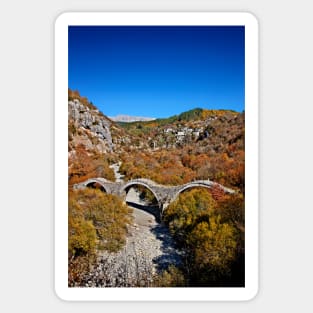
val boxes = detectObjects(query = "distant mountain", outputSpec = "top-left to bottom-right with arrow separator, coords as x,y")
109,115 -> 156,123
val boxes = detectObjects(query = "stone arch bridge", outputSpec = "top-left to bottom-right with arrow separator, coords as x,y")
73,177 -> 235,213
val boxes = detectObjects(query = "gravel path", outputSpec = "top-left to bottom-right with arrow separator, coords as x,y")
109,162 -> 124,182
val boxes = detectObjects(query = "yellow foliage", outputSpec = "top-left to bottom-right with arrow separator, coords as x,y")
69,189 -> 132,253
163,188 -> 241,284
68,216 -> 97,257
68,188 -> 133,286
164,188 -> 216,242
187,216 -> 237,274
153,265 -> 185,287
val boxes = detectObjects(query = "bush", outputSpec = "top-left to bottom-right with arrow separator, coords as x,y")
68,189 -> 133,286
187,216 -> 237,277
153,266 -> 186,287
69,216 -> 97,257
69,189 -> 132,252
215,192 -> 245,228
163,188 -> 242,286
163,188 -> 216,243
68,146 -> 115,184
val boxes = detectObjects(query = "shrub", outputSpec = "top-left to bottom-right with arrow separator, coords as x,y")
163,188 -> 242,286
163,188 -> 216,243
69,189 -> 132,253
68,146 -> 115,184
68,216 -> 97,257
153,266 -> 186,287
187,216 -> 237,276
68,189 -> 133,286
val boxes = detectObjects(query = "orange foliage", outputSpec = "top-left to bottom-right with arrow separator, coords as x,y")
68,145 -> 115,185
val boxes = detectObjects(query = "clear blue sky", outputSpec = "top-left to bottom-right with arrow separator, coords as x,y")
69,26 -> 244,118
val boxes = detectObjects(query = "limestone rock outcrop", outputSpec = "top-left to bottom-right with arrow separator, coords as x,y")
68,99 -> 113,153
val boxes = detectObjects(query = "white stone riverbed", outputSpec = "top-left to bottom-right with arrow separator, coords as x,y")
83,188 -> 182,287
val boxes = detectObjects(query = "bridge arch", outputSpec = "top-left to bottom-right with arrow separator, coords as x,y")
169,181 -> 216,207
85,179 -> 108,193
121,180 -> 161,208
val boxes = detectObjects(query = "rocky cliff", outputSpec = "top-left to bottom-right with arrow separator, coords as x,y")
68,98 -> 113,153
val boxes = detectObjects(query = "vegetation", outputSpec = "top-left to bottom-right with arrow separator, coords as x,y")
116,109 -> 244,191
153,265 -> 186,287
68,145 -> 115,185
119,145 -> 244,192
163,188 -> 244,286
118,107 -> 237,132
119,150 -> 196,185
136,185 -> 159,205
68,189 -> 133,286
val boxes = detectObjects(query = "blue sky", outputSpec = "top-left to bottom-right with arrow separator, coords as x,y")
69,26 -> 244,118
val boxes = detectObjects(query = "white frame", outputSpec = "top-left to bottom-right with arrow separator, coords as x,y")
55,12 -> 258,301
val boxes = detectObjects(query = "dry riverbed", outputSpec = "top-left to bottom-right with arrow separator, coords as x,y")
82,165 -> 182,287
84,190 -> 182,287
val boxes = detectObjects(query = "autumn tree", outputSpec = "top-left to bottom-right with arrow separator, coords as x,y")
163,188 -> 242,286
215,192 -> 245,229
186,216 -> 237,284
163,188 -> 216,244
68,145 -> 115,185
153,265 -> 186,287
68,189 -> 133,286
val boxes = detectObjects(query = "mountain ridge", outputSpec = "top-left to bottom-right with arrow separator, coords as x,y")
109,114 -> 156,123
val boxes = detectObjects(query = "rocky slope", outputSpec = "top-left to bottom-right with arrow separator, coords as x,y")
68,98 -> 113,153
68,91 -> 146,154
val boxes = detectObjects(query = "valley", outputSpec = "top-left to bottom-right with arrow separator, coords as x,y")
68,89 -> 245,287
81,191 -> 183,287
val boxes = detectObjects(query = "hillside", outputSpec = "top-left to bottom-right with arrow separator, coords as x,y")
68,89 -> 117,184
68,89 -> 139,152
68,89 -> 244,191
117,107 -> 242,151
119,107 -> 237,128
